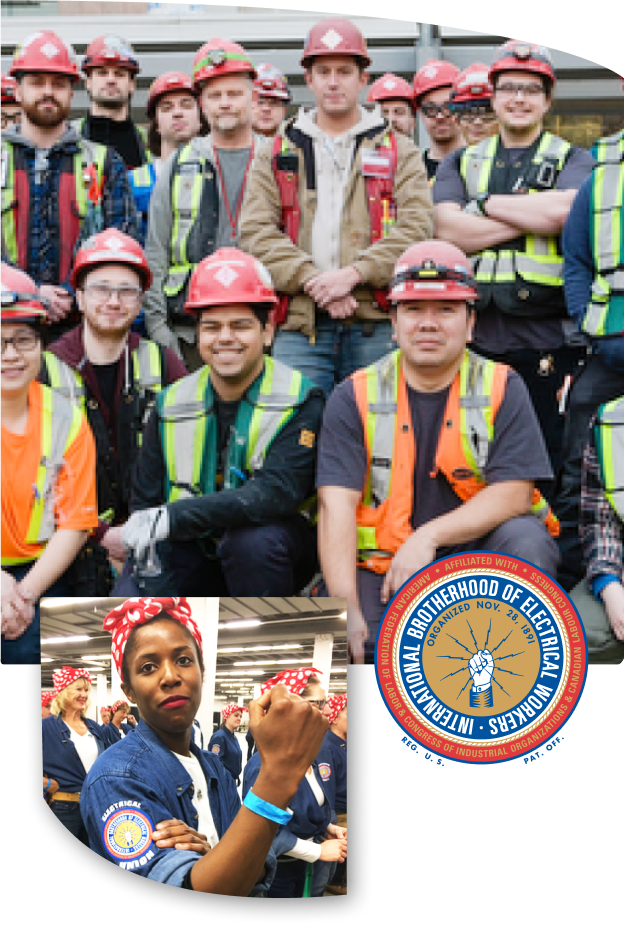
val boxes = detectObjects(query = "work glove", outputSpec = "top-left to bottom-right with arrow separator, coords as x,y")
122,506 -> 170,561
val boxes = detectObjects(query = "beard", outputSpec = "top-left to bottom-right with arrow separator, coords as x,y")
21,96 -> 70,128
91,91 -> 129,112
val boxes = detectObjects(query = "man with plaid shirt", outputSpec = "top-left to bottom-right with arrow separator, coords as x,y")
570,403 -> 624,664
1,30 -> 138,343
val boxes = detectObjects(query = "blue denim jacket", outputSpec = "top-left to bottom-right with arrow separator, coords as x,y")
81,721 -> 275,891
207,727 -> 242,784
100,722 -> 135,748
42,715 -> 107,792
243,752 -> 333,857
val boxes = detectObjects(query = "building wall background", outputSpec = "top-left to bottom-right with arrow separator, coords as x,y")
2,3 -> 622,145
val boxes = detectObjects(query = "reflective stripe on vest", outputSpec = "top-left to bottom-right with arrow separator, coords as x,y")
460,132 -> 571,288
43,340 -> 163,416
163,145 -> 210,299
159,356 -> 307,503
353,349 -> 557,574
595,396 -> 624,521
1,138 -> 107,273
130,162 -> 156,190
582,132 -> 624,337
25,385 -> 83,548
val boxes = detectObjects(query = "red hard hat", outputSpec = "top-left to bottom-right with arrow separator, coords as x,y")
1,74 -> 18,104
254,63 -> 291,102
450,63 -> 493,107
301,18 -> 371,69
367,73 -> 415,109
9,31 -> 80,82
70,230 -> 152,291
192,39 -> 256,90
1,263 -> 48,323
389,241 -> 477,303
82,34 -> 140,74
413,60 -> 460,104
184,248 -> 278,315
147,71 -> 196,117
489,40 -> 556,87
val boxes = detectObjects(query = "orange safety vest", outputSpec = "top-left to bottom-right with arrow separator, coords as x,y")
352,349 -> 558,574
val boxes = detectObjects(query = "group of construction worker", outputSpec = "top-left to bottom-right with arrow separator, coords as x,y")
1,17 -> 623,666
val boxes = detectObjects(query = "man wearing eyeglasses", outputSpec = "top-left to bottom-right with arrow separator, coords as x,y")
1,75 -> 21,131
38,230 -> 187,593
413,60 -> 464,181
434,40 -> 594,488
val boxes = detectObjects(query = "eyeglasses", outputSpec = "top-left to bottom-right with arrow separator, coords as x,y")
494,82 -> 545,98
83,282 -> 143,308
420,102 -> 452,118
305,699 -> 327,710
1,112 -> 21,128
458,109 -> 497,123
1,332 -> 40,354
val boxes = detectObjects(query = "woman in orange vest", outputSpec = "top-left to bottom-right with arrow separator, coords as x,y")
1,263 -> 98,663
317,241 -> 560,663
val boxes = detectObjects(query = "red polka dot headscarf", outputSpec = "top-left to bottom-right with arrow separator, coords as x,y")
52,666 -> 95,695
41,690 -> 56,708
111,700 -> 130,714
103,597 -> 202,680
100,705 -> 112,717
222,703 -> 248,720
326,694 -> 347,723
261,668 -> 323,695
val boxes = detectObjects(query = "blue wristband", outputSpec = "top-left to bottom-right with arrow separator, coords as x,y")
44,779 -> 50,792
243,790 -> 293,825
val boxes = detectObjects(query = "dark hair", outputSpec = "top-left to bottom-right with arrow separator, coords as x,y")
147,101 -> 209,158
121,615 -> 205,686
197,304 -> 272,328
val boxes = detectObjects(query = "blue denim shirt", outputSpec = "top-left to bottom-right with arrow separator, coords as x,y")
207,727 -> 242,784
42,715 -> 107,792
243,752 -> 332,857
321,729 -> 347,815
81,721 -> 275,891
100,722 -> 135,748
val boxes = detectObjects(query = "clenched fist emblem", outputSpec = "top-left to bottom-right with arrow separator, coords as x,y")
469,649 -> 494,707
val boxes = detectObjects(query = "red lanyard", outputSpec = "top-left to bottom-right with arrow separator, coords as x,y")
213,142 -> 255,239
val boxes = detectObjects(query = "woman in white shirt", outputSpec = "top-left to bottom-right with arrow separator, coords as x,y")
42,667 -> 107,844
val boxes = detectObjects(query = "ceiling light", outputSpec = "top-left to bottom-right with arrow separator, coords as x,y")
41,635 -> 91,644
218,619 -> 262,630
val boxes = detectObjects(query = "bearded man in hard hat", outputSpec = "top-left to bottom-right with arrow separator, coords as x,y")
413,59 -> 464,180
120,248 -> 325,596
317,241 -> 559,663
1,31 -> 138,341
77,34 -> 150,170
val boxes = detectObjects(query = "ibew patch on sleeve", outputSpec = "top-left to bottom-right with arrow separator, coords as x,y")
318,762 -> 332,780
102,808 -> 155,861
211,744 -> 221,754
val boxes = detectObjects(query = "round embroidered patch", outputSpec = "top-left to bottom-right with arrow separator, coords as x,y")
102,809 -> 154,861
375,554 -> 588,764
318,763 -> 332,780
211,744 -> 221,755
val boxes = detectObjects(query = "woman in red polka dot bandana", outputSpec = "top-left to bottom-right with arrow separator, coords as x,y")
103,597 -> 203,681
42,665 -> 107,844
77,597 -> 330,894
208,703 -> 249,785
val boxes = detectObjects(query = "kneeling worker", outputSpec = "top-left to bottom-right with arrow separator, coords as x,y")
317,241 -> 560,663
2,265 -> 98,663
121,248 -> 324,594
40,231 -> 187,592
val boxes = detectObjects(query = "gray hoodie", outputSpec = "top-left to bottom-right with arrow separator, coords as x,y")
293,105 -> 386,274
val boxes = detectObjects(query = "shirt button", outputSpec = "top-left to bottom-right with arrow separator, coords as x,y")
518,288 -> 530,300
177,786 -> 183,792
